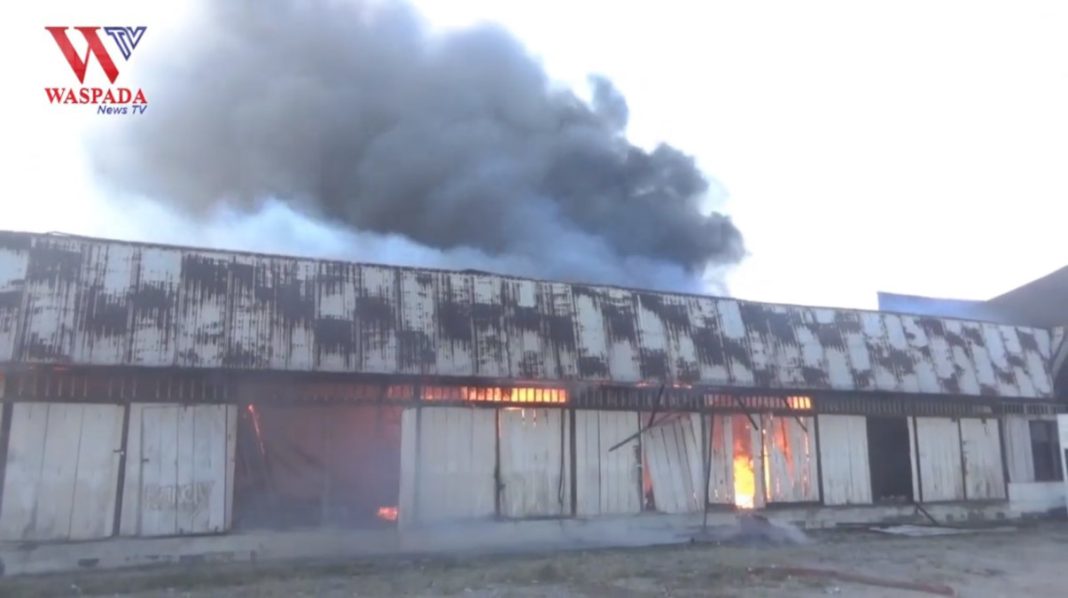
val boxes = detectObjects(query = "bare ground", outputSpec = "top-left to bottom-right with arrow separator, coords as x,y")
2,521 -> 1066,597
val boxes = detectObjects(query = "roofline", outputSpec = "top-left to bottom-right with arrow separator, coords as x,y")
0,228 -> 1051,332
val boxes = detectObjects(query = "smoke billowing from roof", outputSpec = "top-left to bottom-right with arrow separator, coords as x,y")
94,0 -> 744,292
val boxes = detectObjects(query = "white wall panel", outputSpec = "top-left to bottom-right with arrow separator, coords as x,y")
400,407 -> 496,525
763,414 -> 818,503
120,403 -> 235,537
0,403 -> 123,541
499,408 -> 570,518
1002,415 -> 1035,483
818,415 -> 872,505
707,414 -> 734,504
643,413 -> 704,514
575,410 -> 640,516
913,417 -> 965,502
960,418 -> 1006,500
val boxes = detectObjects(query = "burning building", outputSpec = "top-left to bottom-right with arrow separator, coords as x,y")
0,230 -> 1064,548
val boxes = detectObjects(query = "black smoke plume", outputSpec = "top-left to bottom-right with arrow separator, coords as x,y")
94,0 -> 744,292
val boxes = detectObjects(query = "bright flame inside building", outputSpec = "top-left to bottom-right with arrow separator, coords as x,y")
376,506 -> 398,522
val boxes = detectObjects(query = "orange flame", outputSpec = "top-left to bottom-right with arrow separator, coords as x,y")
733,454 -> 756,509
376,506 -> 398,522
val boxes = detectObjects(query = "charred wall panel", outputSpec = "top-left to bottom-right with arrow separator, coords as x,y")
573,286 -> 610,380
471,275 -> 506,378
129,248 -> 181,366
19,237 -> 84,362
504,279 -> 546,379
267,259 -> 316,370
687,297 -> 731,385
314,262 -> 358,372
0,234 -> 29,362
358,265 -> 397,374
226,255 -> 273,369
0,232 -> 1056,399
397,270 -> 437,375
71,243 -> 135,365
175,251 -> 231,367
434,272 -> 474,376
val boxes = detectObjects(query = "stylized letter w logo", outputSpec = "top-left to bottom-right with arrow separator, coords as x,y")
46,26 -> 120,84
103,26 -> 147,60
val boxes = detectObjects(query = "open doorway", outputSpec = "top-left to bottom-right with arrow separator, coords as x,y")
866,417 -> 914,503
233,404 -> 403,530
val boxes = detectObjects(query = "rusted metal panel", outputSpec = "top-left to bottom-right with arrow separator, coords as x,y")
0,234 -> 29,362
357,265 -> 397,374
0,232 -> 1056,400
129,247 -> 181,366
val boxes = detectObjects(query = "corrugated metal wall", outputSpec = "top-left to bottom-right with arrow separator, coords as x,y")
0,232 -> 1054,398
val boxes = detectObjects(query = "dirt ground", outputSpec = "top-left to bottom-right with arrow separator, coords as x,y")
2,521 -> 1066,597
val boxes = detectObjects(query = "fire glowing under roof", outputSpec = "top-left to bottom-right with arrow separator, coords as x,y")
0,230 -> 1054,399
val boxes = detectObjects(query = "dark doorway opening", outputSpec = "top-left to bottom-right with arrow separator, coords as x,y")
234,403 -> 402,530
867,417 -> 914,503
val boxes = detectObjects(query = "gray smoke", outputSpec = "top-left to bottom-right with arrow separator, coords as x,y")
94,0 -> 744,292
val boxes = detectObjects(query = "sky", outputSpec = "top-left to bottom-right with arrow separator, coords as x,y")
3,1 -> 1067,309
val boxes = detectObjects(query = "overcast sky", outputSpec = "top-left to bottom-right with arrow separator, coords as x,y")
4,1 -> 1067,309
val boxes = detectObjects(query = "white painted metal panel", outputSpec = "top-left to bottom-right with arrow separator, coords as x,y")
643,413 -> 704,513
435,272 -> 474,376
128,247 -> 181,367
900,317 -> 942,394
357,265 -> 396,373
398,270 -> 437,375
226,256 -> 271,369
315,262 -> 358,372
175,252 -> 231,367
817,415 -> 872,505
401,407 -> 496,524
575,410 -> 641,516
1003,415 -> 1036,483
573,290 -> 609,380
19,238 -> 83,362
763,414 -> 818,502
960,418 -> 1006,500
72,243 -> 136,365
0,242 -> 28,362
471,274 -> 506,378
914,417 -> 965,502
707,414 -> 734,504
499,408 -> 570,518
2,232 -> 1056,399
0,403 -> 123,541
1058,415 -> 1068,491
121,404 -> 234,537
603,288 -> 640,382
